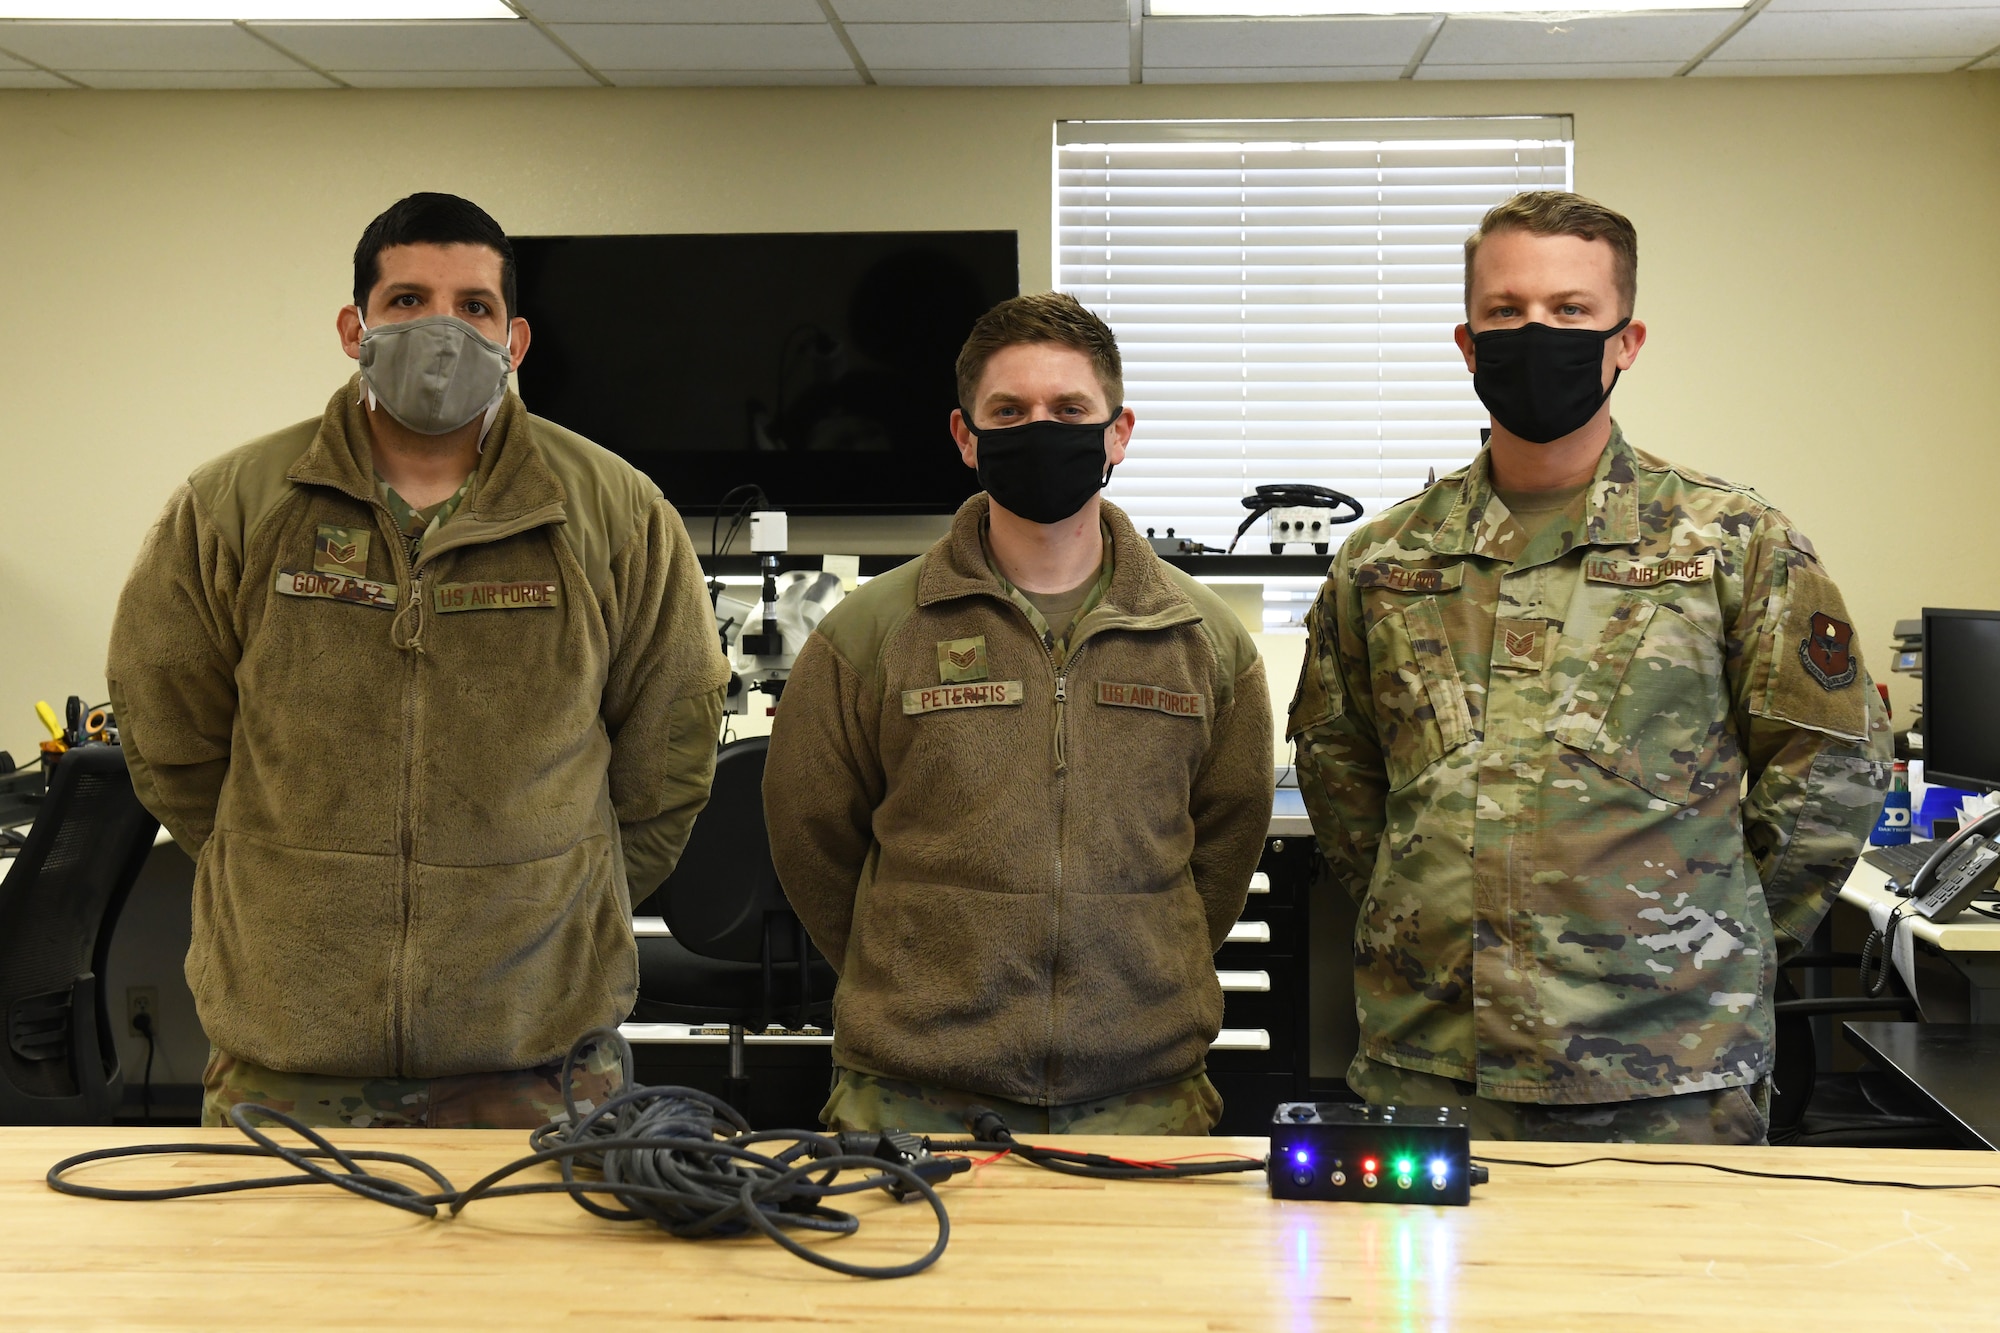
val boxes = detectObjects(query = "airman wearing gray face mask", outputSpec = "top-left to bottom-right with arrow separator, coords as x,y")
106,192 -> 730,1133
357,313 -> 514,437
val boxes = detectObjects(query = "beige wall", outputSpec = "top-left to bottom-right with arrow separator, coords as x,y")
3,73 -> 1998,760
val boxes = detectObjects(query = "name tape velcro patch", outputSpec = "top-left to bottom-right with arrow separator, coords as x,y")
901,680 -> 1025,715
1097,681 -> 1205,717
1582,553 -> 1715,587
433,581 -> 561,613
274,568 -> 397,610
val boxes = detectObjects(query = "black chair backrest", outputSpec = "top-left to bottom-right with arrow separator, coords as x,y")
0,744 -> 158,1119
650,736 -> 802,965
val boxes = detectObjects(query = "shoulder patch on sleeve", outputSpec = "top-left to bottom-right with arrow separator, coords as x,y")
1753,553 -> 1868,741
1784,527 -> 1820,562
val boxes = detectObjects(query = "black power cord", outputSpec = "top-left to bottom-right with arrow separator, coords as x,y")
48,1028 -> 962,1280
1474,1153 -> 2000,1193
926,1107 -> 1266,1181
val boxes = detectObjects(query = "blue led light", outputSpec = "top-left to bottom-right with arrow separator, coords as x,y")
1293,1148 -> 1310,1165
1430,1158 -> 1449,1178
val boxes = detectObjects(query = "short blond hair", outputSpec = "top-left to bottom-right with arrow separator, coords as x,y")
1464,190 -> 1638,317
955,291 -> 1123,410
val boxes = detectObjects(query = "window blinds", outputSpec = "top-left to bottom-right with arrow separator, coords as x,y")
1056,117 -> 1573,550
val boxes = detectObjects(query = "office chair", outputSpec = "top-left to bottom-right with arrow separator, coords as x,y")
631,735 -> 834,1110
0,744 -> 159,1125
1768,951 -> 1957,1148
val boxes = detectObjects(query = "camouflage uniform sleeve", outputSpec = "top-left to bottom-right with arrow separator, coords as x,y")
1732,510 -> 1892,963
105,483 -> 241,860
1291,556 -> 1389,903
602,497 -> 731,898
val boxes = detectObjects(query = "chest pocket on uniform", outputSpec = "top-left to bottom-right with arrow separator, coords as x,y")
1365,596 -> 1471,791
1552,588 -> 1730,805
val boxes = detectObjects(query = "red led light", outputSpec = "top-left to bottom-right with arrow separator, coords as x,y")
1361,1157 -> 1378,1173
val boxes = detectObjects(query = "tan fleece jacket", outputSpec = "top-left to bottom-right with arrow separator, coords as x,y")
106,379 -> 727,1078
764,496 -> 1274,1106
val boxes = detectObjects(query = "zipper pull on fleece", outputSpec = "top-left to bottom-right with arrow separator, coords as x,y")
391,567 -> 426,654
1053,673 -> 1068,773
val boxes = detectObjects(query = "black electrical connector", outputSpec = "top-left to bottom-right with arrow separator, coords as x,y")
836,1130 -> 972,1201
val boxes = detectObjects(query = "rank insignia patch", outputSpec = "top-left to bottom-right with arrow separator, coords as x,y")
313,524 -> 371,577
936,636 -> 989,683
1800,612 -> 1857,690
1492,617 -> 1550,673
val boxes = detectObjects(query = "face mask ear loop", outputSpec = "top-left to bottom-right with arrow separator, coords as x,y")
1595,319 -> 1632,413
355,313 -> 380,415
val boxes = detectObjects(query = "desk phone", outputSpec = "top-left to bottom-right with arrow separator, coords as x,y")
1905,808 -> 2000,923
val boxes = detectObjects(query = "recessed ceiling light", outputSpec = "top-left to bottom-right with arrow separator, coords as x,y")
1150,0 -> 1747,13
0,1 -> 515,17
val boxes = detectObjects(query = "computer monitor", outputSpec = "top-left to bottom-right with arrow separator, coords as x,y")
1921,607 -> 2000,794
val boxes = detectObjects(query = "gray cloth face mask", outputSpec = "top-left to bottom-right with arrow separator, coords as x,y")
358,314 -> 512,436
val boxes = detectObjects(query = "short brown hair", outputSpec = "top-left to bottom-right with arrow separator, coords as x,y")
955,291 -> 1124,411
1464,190 -> 1638,318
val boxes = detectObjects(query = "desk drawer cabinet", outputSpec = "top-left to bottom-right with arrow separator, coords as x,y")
1208,834 -> 1316,1133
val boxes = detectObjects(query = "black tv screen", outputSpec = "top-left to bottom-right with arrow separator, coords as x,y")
513,230 -> 1018,515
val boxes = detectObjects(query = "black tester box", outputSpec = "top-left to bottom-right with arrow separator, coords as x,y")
1267,1103 -> 1473,1206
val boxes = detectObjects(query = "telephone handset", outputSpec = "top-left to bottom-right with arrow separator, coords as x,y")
1905,806 -> 2000,923
1862,806 -> 2000,996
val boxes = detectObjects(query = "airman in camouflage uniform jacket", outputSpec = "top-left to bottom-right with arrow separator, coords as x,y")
1291,425 -> 1891,1105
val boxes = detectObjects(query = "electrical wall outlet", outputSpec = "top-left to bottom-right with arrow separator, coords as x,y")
126,986 -> 159,1038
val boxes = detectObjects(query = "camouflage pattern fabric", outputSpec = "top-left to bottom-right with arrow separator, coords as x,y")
821,1067 -> 1222,1136
1347,1053 -> 1770,1145
1291,424 -> 1891,1109
376,470 -> 474,557
201,1040 -> 624,1130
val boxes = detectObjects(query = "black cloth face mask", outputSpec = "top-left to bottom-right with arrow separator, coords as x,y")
1470,317 -> 1631,445
964,412 -> 1121,525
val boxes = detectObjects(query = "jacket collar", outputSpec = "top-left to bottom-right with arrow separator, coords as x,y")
287,375 -> 569,529
918,494 -> 1198,631
1426,421 -> 1641,564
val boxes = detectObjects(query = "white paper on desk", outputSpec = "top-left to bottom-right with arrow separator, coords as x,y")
1865,897 -> 1922,1001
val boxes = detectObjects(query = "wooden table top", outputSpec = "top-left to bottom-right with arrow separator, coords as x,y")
6,1126 -> 2000,1330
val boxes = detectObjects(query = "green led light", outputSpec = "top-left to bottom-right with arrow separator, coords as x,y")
1394,1157 -> 1414,1175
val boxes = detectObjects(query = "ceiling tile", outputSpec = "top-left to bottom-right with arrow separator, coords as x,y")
332,67 -> 599,86
1977,49 -> 2000,65
0,46 -> 24,67
252,20 -> 574,71
873,66 -> 1127,83
1415,59 -> 1684,78
1145,63 -> 1401,80
602,66 -> 860,83
552,20 -> 851,68
519,0 -> 821,19
1692,53 -> 1967,72
848,20 -> 1125,68
0,22 -> 298,71
69,69 -> 334,87
837,0 -> 1128,18
0,68 -> 68,86
1427,12 -> 1737,64
1716,7 -> 2000,59
1144,17 -> 1432,67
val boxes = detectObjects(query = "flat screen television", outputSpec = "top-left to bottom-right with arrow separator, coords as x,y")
513,230 -> 1018,515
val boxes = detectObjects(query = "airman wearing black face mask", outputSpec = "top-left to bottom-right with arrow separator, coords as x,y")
765,292 -> 1276,1137
1290,190 -> 1890,1146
